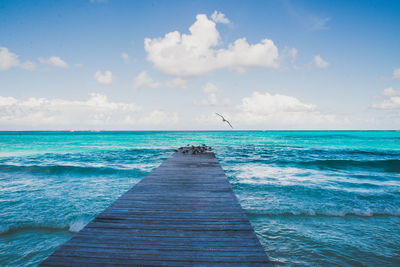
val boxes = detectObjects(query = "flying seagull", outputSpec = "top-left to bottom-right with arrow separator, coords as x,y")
215,113 -> 233,129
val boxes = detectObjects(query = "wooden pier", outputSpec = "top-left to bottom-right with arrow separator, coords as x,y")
41,148 -> 271,266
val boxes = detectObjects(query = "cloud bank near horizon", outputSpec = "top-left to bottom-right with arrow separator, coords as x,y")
0,94 -> 179,130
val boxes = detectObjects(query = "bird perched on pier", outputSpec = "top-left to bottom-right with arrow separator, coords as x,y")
215,113 -> 233,129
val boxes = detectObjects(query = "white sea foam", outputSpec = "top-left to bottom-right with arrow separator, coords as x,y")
248,206 -> 400,217
0,220 -> 90,235
69,219 -> 89,232
230,163 -> 400,190
231,164 -> 322,186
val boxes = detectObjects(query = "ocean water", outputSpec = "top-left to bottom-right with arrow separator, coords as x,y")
0,131 -> 399,266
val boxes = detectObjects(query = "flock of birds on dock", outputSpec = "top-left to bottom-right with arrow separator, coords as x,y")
175,144 -> 212,155
172,112 -> 230,156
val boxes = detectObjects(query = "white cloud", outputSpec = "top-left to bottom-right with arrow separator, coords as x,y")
236,91 -> 337,128
144,14 -> 279,77
0,47 -> 20,70
0,93 -> 180,130
39,56 -> 68,68
196,82 -> 231,106
392,68 -> 400,80
0,47 -> 37,71
166,77 -> 188,88
313,55 -> 329,68
133,71 -> 161,89
239,91 -> 315,114
0,93 -> 140,129
211,11 -> 230,24
373,87 -> 400,109
121,52 -> 130,63
94,70 -> 113,85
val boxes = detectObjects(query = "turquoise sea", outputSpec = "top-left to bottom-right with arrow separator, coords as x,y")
0,131 -> 399,266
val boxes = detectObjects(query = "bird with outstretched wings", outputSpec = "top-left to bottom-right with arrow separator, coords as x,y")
215,113 -> 233,129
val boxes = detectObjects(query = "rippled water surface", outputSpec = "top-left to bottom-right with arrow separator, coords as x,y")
0,131 -> 399,266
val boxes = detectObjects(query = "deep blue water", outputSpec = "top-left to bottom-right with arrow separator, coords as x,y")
0,131 -> 399,266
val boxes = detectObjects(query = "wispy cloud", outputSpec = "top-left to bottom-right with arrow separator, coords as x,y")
211,11 -> 230,24
39,56 -> 68,68
309,16 -> 331,31
19,61 -> 36,71
195,83 -> 231,106
373,88 -> 400,109
0,47 -> 19,70
133,71 -> 161,89
392,68 -> 400,80
313,55 -> 329,68
94,70 -> 113,85
121,52 -> 130,64
166,77 -> 188,88
0,47 -> 36,71
283,0 -> 331,31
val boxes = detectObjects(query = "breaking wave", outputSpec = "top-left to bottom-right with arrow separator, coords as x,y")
0,218 -> 90,236
246,207 -> 400,218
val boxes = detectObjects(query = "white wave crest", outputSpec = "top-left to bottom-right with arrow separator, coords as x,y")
247,206 -> 400,217
69,219 -> 89,232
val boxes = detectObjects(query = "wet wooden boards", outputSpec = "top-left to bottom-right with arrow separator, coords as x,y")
40,150 -> 271,266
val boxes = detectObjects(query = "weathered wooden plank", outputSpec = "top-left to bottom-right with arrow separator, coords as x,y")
96,214 -> 248,220
40,149 -> 271,266
51,250 -> 269,263
54,246 -> 267,258
76,228 -> 261,238
89,220 -> 252,226
63,241 -> 263,251
94,216 -> 249,221
42,255 -> 269,267
70,233 -> 261,243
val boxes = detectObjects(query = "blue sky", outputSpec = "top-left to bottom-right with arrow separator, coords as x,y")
1,0 -> 399,130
